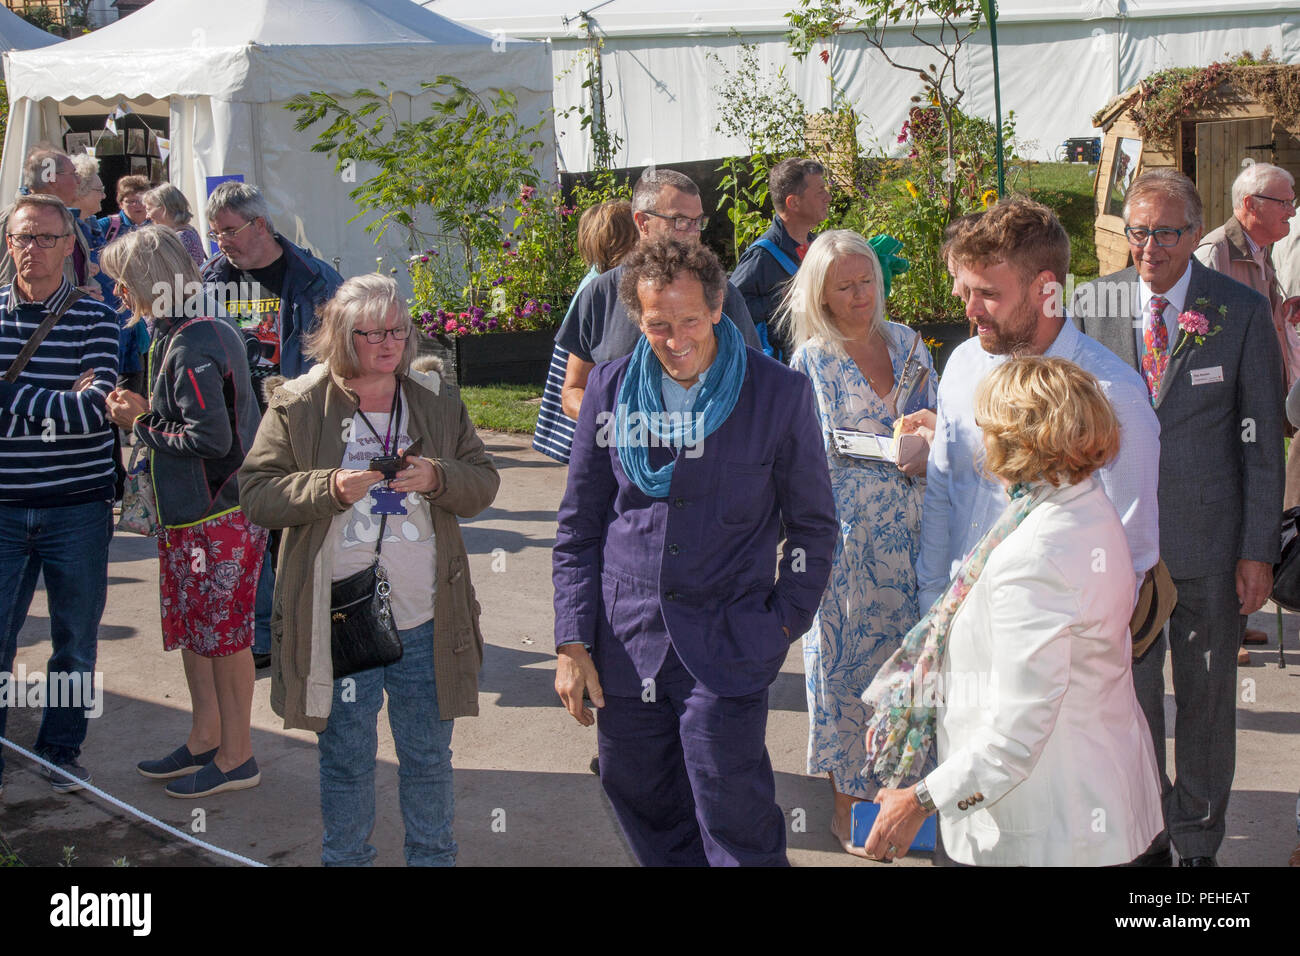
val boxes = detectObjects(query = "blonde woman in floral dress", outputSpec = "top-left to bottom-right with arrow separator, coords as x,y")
780,230 -> 936,855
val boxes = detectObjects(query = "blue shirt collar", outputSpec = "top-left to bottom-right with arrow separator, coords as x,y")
661,366 -> 708,414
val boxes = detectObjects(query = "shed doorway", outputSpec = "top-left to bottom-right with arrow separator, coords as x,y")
1193,117 -> 1273,227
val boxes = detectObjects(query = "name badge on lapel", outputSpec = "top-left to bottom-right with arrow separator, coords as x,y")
1190,366 -> 1224,386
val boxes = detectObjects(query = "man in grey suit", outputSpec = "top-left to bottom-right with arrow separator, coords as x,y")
1072,168 -> 1284,866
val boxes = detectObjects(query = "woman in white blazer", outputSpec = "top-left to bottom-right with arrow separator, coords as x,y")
865,357 -> 1164,866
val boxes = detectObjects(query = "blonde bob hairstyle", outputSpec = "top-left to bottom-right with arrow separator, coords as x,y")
99,225 -> 201,326
774,229 -> 885,355
975,356 -> 1120,488
304,274 -> 417,379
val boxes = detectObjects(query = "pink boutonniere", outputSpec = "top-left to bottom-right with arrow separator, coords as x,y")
1171,298 -> 1225,356
1178,310 -> 1209,336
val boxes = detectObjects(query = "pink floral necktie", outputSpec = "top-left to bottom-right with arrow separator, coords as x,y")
1141,295 -> 1170,405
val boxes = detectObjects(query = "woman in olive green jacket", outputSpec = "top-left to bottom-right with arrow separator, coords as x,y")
238,274 -> 498,865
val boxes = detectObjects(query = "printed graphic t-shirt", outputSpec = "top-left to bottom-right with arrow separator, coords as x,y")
329,408 -> 436,630
230,256 -> 287,372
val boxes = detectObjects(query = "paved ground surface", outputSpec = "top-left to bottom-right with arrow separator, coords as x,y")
2,430 -> 1298,867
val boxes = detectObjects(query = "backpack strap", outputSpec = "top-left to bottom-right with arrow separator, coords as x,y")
752,238 -> 799,277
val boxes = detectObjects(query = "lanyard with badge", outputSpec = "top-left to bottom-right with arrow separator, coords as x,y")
354,383 -> 409,516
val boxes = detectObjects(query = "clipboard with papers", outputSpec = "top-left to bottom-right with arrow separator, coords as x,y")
831,426 -> 927,466
830,334 -> 932,469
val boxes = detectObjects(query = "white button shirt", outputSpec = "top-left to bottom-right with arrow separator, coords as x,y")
916,319 -> 1161,611
1133,262 -> 1193,363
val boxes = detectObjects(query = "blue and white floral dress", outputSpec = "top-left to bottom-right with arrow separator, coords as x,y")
789,321 -> 937,798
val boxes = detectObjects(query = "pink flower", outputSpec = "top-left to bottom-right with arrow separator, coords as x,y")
1178,310 -> 1209,336
444,318 -> 457,332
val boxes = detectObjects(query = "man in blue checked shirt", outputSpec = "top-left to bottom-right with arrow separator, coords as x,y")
917,198 -> 1160,613
0,195 -> 119,796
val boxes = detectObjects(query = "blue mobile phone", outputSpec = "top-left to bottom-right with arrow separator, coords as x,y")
850,800 -> 937,852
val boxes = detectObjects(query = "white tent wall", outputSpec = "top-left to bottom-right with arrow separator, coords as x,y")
1,0 -> 555,285
427,0 -> 1297,170
1116,11 -> 1299,89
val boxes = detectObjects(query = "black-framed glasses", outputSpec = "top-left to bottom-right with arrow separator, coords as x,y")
642,210 -> 709,232
206,219 -> 256,242
352,327 -> 412,344
6,232 -> 69,249
1124,225 -> 1192,248
1251,193 -> 1298,211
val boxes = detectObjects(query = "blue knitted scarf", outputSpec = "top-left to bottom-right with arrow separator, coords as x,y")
615,315 -> 747,498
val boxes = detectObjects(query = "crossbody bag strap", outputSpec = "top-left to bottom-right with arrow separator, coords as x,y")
148,317 -> 205,399
4,290 -> 86,383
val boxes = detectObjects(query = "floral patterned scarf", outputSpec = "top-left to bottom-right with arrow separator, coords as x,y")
861,481 -> 1046,788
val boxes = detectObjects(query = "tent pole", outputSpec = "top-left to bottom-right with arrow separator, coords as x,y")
981,0 -> 1005,198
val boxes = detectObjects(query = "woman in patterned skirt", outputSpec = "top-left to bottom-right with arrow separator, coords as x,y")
102,226 -> 267,798
779,230 -> 937,855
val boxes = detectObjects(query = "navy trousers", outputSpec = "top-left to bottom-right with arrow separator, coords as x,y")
595,646 -> 788,867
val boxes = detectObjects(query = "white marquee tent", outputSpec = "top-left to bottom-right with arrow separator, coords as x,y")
0,5 -> 60,51
0,0 -> 553,276
422,0 -> 1298,170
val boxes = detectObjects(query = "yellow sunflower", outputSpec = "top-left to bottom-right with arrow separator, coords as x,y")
981,188 -> 999,209
904,180 -> 920,200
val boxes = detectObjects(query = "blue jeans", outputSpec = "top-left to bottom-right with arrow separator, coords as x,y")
317,619 -> 456,866
0,500 -> 112,780
253,545 -> 273,655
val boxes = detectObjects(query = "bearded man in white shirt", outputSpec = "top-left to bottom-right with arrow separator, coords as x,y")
916,198 -> 1160,614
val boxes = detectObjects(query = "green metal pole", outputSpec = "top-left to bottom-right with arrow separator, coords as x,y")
981,0 -> 1006,197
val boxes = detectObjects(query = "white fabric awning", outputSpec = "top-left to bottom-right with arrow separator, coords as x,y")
1,0 -> 555,280
423,0 -> 1298,169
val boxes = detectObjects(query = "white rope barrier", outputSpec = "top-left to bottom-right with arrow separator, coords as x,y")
0,735 -> 267,867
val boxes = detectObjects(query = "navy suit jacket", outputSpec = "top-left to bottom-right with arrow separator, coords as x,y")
553,347 -> 837,698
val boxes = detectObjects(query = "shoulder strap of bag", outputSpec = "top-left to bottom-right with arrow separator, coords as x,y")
4,290 -> 87,383
753,238 -> 799,277
147,317 -> 207,398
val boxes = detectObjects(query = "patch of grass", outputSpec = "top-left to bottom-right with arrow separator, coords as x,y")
1013,161 -> 1100,283
461,384 -> 542,434
0,831 -> 23,867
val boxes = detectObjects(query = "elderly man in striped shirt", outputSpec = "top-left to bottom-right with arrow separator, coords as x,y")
0,194 -> 119,795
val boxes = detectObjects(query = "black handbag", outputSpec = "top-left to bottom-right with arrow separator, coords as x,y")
1271,506 -> 1300,612
330,513 -> 403,679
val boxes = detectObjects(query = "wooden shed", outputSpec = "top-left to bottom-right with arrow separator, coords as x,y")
1091,63 -> 1300,277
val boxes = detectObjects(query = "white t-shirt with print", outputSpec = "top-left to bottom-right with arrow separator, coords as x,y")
330,409 -> 436,630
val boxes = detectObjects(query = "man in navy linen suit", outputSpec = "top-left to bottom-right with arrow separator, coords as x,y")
552,238 -> 837,866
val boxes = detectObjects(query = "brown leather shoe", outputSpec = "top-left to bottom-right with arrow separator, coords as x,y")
1236,646 -> 1250,666
1242,628 -> 1268,645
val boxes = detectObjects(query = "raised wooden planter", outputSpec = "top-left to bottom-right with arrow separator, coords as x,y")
420,329 -> 555,387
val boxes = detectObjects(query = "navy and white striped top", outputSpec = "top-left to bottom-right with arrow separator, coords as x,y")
0,279 -> 120,507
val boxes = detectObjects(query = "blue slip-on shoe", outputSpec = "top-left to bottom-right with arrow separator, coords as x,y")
164,757 -> 260,799
137,745 -> 219,780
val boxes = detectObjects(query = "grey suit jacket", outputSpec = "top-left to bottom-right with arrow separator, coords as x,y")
1071,260 -> 1283,579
